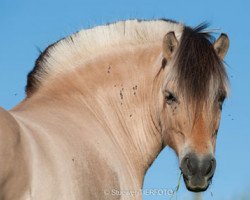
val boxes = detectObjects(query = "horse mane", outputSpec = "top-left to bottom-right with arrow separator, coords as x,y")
167,23 -> 229,104
26,19 -> 184,96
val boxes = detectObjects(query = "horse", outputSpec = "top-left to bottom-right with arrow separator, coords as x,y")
0,19 -> 229,200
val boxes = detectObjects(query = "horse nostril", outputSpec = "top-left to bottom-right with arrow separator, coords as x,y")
186,158 -> 193,172
206,162 -> 212,175
205,158 -> 215,176
185,157 -> 197,175
181,154 -> 199,175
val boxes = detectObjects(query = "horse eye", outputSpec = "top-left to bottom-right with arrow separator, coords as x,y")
218,95 -> 225,110
212,129 -> 218,138
165,92 -> 177,105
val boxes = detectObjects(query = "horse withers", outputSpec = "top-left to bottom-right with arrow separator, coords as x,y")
0,19 -> 229,199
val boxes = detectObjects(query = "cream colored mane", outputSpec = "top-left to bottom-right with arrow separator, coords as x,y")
27,19 -> 184,95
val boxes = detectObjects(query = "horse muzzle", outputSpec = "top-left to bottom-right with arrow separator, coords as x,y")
180,153 -> 216,192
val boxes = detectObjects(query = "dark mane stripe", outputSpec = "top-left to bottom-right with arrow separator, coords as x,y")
26,41 -> 61,96
174,23 -> 228,102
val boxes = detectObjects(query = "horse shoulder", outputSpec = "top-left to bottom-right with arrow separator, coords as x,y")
0,107 -> 20,174
0,107 -> 29,200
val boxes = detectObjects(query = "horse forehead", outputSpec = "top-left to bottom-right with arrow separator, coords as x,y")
176,104 -> 217,125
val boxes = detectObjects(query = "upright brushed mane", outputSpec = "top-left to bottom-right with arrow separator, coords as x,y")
26,19 -> 184,96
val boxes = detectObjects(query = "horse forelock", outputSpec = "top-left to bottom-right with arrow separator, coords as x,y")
165,23 -> 229,110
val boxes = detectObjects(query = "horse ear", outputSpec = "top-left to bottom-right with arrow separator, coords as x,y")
213,33 -> 229,59
162,32 -> 178,60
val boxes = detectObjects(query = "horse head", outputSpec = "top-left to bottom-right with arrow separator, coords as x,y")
159,25 -> 229,192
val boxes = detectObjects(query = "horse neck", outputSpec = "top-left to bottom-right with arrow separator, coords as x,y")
22,43 -> 164,185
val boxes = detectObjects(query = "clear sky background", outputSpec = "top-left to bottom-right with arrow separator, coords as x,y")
0,0 -> 249,199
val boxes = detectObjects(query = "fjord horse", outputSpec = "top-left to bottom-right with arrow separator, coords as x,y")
0,19 -> 229,199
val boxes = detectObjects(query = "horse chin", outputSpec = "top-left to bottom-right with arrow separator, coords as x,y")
183,175 -> 211,193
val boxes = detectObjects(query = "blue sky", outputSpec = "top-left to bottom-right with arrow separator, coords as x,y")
0,0 -> 249,199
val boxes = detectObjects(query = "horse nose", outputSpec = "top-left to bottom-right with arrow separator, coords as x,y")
180,153 -> 216,192
181,153 -> 216,176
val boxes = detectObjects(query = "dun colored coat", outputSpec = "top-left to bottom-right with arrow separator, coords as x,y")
0,19 -> 229,199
